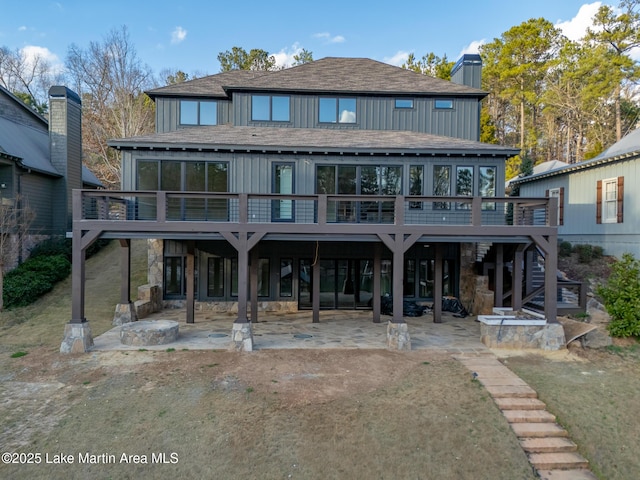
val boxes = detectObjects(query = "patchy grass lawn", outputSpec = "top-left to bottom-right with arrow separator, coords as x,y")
504,345 -> 640,480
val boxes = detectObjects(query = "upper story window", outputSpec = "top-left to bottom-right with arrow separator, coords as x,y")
479,166 -> 496,210
395,99 -> 414,109
433,165 -> 451,210
251,95 -> 290,122
456,166 -> 473,209
180,100 -> 217,125
319,97 -> 356,124
435,99 -> 453,110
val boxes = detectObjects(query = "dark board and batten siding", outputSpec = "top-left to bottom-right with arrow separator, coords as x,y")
156,94 -> 481,140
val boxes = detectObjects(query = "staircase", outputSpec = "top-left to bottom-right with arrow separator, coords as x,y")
456,355 -> 596,479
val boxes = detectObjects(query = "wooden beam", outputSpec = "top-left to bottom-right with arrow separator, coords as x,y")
512,245 -> 524,311
391,234 -> 404,323
119,239 -> 131,304
312,253 -> 320,323
434,243 -> 443,323
495,244 -> 504,308
186,241 -> 195,324
373,243 -> 381,323
250,247 -> 259,323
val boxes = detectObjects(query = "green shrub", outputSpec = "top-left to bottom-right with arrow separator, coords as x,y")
574,244 -> 593,264
597,253 -> 640,338
592,245 -> 604,259
3,254 -> 71,309
559,241 -> 573,257
28,237 -> 71,260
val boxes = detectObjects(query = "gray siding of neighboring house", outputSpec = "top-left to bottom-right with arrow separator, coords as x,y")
20,173 -> 54,234
0,90 -> 44,130
155,97 -> 233,133
518,157 -> 639,258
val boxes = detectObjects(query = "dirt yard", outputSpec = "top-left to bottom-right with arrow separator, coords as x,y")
0,346 -> 537,480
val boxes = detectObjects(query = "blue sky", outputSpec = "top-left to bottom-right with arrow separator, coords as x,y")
0,1 -> 615,79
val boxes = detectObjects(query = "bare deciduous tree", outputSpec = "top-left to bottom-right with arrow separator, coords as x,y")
66,26 -> 155,188
0,195 -> 35,311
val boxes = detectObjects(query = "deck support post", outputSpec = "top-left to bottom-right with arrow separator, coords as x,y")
434,243 -> 443,323
113,239 -> 138,326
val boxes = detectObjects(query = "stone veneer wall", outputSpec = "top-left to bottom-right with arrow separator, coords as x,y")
164,299 -> 299,314
147,239 -> 163,287
458,243 -> 494,315
480,323 -> 566,351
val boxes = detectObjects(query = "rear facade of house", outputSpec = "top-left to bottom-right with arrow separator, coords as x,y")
68,55 -> 559,339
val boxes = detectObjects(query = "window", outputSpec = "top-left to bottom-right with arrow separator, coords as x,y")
456,166 -> 473,209
251,95 -> 290,122
273,163 -> 294,221
479,166 -> 496,210
433,165 -> 451,210
136,160 -> 228,221
319,97 -> 356,123
395,99 -> 414,109
597,177 -> 624,224
180,100 -> 217,125
258,258 -> 270,297
207,257 -> 225,297
409,165 -> 423,209
280,259 -> 293,297
165,256 -> 185,297
547,187 -> 564,225
435,99 -> 453,109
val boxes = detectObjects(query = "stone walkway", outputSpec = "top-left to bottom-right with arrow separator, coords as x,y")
455,354 -> 597,480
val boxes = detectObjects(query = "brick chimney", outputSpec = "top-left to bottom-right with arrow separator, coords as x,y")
49,86 -> 82,233
451,54 -> 482,89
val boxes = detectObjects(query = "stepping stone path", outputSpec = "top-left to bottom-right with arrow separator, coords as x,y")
454,354 -> 597,480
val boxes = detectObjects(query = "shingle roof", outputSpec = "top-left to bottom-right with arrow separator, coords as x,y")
146,57 -> 486,99
109,125 -> 518,156
146,70 -> 267,98
230,57 -> 485,96
512,128 -> 640,185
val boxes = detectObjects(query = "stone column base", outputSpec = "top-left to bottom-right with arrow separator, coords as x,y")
60,322 -> 94,354
230,322 -> 253,352
113,302 -> 139,326
387,322 -> 411,350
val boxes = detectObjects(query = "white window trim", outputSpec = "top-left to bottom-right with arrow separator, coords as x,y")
602,177 -> 618,224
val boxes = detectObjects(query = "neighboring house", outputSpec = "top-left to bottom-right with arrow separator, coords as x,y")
0,85 -> 101,268
64,55 -> 560,352
513,128 -> 640,259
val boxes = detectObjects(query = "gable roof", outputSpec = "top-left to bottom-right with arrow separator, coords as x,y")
109,124 -> 518,157
146,57 -> 486,99
146,70 -> 266,98
511,128 -> 640,185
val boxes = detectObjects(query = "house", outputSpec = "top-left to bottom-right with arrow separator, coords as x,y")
512,128 -> 640,259
62,55 -> 561,353
0,85 -> 101,269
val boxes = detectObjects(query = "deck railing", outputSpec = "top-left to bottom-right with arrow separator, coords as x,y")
76,190 -> 557,228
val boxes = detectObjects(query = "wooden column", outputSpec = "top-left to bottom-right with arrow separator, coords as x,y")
236,233 -> 249,323
250,247 -> 259,323
119,239 -> 132,304
494,244 -> 504,308
544,241 -> 558,323
434,243 -> 443,323
372,242 -> 381,323
312,252 -> 320,323
186,241 -> 195,324
512,246 -> 524,311
71,228 -> 87,323
391,234 -> 404,323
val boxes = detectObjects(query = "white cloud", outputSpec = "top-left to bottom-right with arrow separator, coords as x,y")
171,26 -> 187,45
459,39 -> 485,57
20,45 -> 64,74
18,26 -> 27,32
555,2 -> 601,41
313,32 -> 345,44
272,43 -> 305,69
383,51 -> 409,67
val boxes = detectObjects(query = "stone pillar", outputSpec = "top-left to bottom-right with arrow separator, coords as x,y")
147,239 -> 164,287
113,302 -> 138,326
230,322 -> 253,352
387,321 -> 411,350
60,322 -> 94,353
